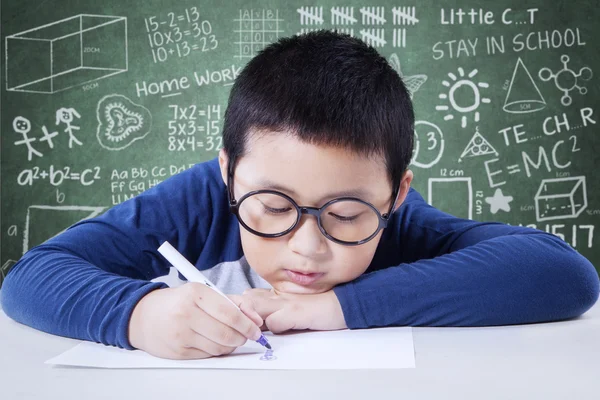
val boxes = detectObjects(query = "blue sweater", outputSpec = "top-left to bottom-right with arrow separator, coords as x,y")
1,157 -> 598,349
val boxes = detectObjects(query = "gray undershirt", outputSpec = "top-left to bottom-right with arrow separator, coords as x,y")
152,255 -> 273,294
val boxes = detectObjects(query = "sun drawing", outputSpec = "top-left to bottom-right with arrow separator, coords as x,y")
436,67 -> 490,128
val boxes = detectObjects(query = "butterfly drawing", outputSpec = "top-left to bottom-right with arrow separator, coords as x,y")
388,53 -> 427,99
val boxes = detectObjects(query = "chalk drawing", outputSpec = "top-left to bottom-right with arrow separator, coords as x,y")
535,176 -> 588,221
297,6 -> 323,25
503,57 -> 546,113
389,53 -> 427,99
458,126 -> 498,162
6,14 -> 127,94
437,67 -> 490,128
22,205 -> 106,254
56,108 -> 83,148
485,188 -> 513,214
13,116 -> 43,161
96,94 -> 152,150
331,7 -> 356,25
411,121 -> 444,168
428,177 -> 473,220
539,55 -> 592,107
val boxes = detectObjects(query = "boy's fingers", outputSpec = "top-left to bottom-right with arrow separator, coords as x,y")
265,310 -> 296,334
187,304 -> 247,347
227,294 -> 243,306
243,288 -> 272,296
241,292 -> 282,317
227,294 -> 264,327
194,290 -> 261,341
182,331 -> 237,357
171,347 -> 212,360
238,298 -> 264,327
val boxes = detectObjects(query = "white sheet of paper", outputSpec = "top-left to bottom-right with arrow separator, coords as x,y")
45,328 -> 414,369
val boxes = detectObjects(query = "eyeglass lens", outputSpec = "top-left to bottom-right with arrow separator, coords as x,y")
237,192 -> 380,242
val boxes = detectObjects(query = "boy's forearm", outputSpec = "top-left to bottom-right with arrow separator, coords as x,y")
0,248 -> 167,349
333,233 -> 599,328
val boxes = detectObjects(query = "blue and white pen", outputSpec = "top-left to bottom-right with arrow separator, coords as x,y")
157,241 -> 272,350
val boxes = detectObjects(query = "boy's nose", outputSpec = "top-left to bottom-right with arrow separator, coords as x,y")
287,214 -> 327,256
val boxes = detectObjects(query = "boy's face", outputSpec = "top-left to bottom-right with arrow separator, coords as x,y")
219,131 -> 413,295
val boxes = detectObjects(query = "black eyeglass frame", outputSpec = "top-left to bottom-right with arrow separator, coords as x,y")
226,159 -> 401,246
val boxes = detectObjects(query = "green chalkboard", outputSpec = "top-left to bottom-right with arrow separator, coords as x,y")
1,0 -> 599,288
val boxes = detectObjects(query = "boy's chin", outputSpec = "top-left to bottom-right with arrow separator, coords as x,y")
273,281 -> 333,295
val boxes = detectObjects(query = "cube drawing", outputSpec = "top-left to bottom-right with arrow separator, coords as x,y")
6,14 -> 127,93
535,176 -> 587,221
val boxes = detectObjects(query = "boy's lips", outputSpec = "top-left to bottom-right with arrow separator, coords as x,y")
284,269 -> 324,286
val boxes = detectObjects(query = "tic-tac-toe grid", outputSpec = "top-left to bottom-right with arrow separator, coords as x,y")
234,9 -> 283,59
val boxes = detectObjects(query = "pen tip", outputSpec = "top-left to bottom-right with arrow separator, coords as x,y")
257,334 -> 272,349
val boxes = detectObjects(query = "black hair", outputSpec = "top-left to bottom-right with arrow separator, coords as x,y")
222,30 -> 414,200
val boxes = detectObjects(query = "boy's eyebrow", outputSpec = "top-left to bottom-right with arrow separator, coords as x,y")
254,178 -> 375,203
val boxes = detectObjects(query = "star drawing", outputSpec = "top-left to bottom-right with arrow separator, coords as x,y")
485,188 -> 513,214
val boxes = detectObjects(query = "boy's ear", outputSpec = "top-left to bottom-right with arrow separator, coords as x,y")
218,148 -> 229,186
393,169 -> 413,212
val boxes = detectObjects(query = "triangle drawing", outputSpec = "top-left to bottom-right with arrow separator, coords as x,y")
458,126 -> 499,162
503,57 -> 546,113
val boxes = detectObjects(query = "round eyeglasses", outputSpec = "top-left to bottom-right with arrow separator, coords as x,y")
227,162 -> 400,246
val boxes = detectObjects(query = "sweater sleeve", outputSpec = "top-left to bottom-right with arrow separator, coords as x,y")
0,164 -> 214,349
333,188 -> 600,328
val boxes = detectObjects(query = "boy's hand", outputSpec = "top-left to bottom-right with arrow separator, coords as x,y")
233,289 -> 347,333
128,283 -> 263,360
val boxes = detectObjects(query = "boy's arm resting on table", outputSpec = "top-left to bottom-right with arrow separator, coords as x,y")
333,188 -> 600,328
1,250 -> 168,350
0,165 -> 212,349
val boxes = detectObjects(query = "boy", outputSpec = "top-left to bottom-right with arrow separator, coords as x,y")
1,31 -> 598,360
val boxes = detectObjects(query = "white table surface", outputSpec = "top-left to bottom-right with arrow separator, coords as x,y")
1,294 -> 599,400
